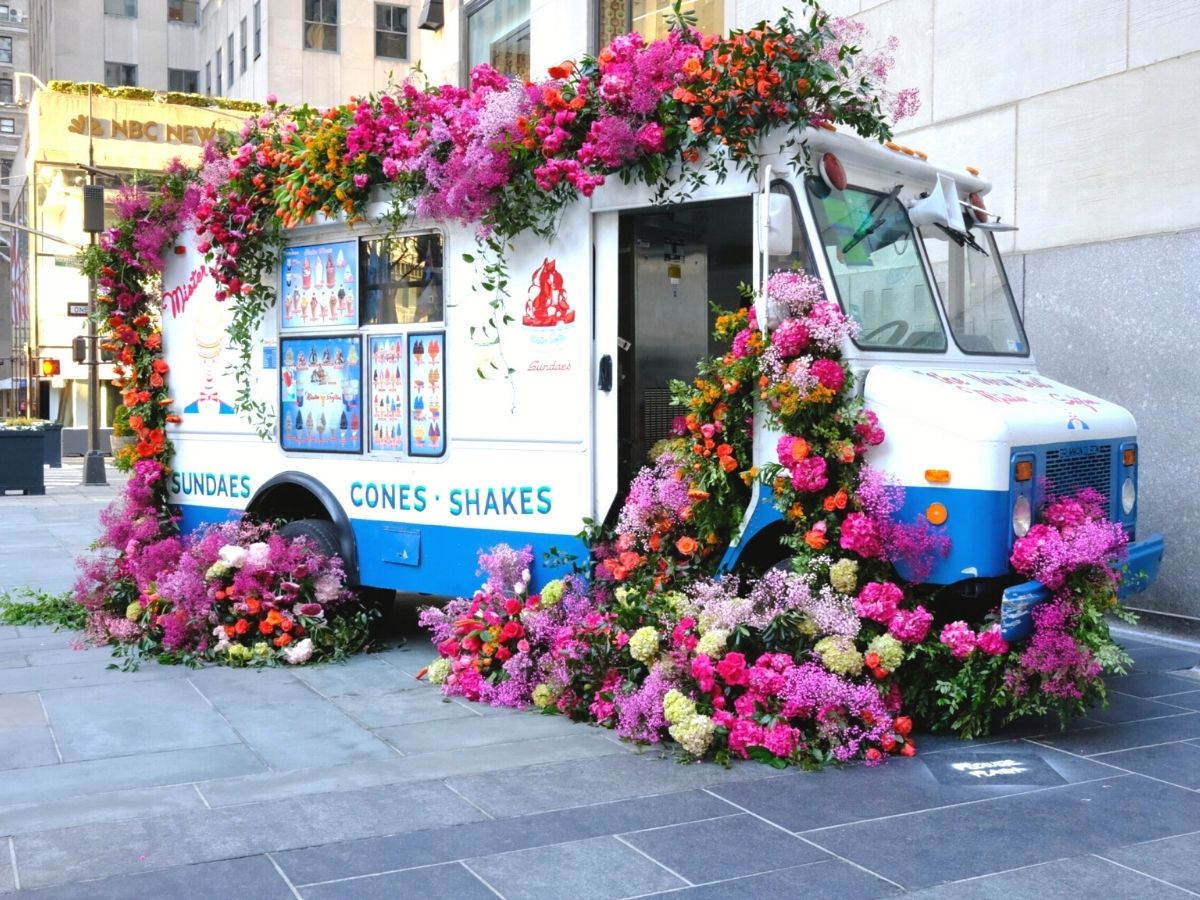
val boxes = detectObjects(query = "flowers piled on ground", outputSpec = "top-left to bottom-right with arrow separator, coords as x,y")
73,461 -> 376,668
902,488 -> 1134,739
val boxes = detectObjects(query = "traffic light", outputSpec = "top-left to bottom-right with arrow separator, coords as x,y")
41,358 -> 61,376
72,336 -> 88,364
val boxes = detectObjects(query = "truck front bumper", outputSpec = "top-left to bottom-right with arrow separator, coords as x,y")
1000,533 -> 1165,641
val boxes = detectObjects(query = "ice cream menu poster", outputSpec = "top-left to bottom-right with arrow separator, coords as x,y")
280,336 -> 363,453
281,240 -> 360,329
408,332 -> 444,457
368,335 -> 406,455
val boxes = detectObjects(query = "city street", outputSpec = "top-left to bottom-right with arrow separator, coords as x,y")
2,462 -> 1200,898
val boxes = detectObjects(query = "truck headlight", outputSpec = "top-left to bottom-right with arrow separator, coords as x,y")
1121,477 -> 1136,515
1012,495 -> 1032,537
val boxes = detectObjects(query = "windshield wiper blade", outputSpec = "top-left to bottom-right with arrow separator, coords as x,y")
842,184 -> 902,255
935,223 -> 989,257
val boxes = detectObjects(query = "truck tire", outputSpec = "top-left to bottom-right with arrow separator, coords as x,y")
278,518 -> 342,559
278,518 -> 398,636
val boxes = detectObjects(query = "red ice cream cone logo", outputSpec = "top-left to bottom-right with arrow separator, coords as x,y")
523,258 -> 575,327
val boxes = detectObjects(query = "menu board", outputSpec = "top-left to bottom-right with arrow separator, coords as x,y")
281,240 -> 360,329
407,331 -> 445,457
368,335 -> 406,454
280,336 -> 362,453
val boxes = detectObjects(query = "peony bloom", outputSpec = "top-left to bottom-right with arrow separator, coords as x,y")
889,605 -> 933,643
977,626 -> 1009,657
939,621 -> 977,659
218,544 -> 248,568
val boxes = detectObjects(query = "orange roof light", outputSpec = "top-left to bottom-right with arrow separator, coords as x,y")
924,469 -> 951,484
1123,447 -> 1137,467
1015,460 -> 1034,482
926,502 -> 948,525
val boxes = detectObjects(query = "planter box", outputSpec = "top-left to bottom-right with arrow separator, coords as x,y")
43,423 -> 63,468
0,430 -> 46,495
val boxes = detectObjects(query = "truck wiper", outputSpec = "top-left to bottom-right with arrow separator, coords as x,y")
842,183 -> 902,255
934,222 -> 989,257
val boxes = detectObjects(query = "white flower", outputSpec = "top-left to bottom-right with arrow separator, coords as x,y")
520,568 -> 531,585
218,544 -> 248,568
313,573 -> 341,603
204,561 -> 231,580
245,541 -> 271,570
513,581 -> 527,596
283,638 -> 314,665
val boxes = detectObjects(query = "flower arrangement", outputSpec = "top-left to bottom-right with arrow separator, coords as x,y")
421,270 -> 1135,766
901,489 -> 1133,739
73,460 -> 376,668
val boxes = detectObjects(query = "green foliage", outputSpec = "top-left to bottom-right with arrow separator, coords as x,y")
0,589 -> 88,631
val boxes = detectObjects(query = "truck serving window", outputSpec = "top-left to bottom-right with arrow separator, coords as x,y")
920,227 -> 1029,356
361,232 -> 444,326
806,179 -> 946,352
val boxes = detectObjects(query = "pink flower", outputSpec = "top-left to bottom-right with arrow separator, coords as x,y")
715,651 -> 748,686
977,626 -> 1009,657
854,581 -> 903,624
790,456 -> 828,493
839,512 -> 883,559
810,358 -> 845,393
888,605 -> 932,643
940,621 -> 978,659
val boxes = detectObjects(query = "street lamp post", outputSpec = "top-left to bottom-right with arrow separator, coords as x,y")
81,184 -> 107,486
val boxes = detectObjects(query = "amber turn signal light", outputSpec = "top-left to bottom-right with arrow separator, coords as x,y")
926,502 -> 948,525
1014,460 -> 1034,482
924,469 -> 951,484
1123,447 -> 1137,467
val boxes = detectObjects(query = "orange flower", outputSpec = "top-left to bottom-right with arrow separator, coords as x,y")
790,438 -> 810,462
675,535 -> 699,556
804,529 -> 828,550
547,60 -> 574,79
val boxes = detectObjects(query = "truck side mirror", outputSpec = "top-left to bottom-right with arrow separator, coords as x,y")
767,193 -> 794,257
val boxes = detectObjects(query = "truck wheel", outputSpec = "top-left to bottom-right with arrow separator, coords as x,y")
278,518 -> 397,637
278,518 -> 341,558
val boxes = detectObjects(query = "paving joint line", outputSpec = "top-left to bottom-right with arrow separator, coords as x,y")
1092,852 -> 1200,896
442,780 -> 496,820
459,860 -> 506,898
192,783 -> 212,810
185,677 -> 276,773
700,787 -> 906,891
7,836 -> 18,891
612,832 -> 695,888
265,852 -> 304,900
36,691 -> 64,764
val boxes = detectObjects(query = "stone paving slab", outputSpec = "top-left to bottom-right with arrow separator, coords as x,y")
1101,831 -> 1200,894
0,727 -> 58,771
665,860 -> 903,899
0,784 -> 205,838
9,854 -> 295,900
11,779 -> 486,890
903,854 -> 1193,899
187,672 -> 399,772
467,834 -> 687,899
274,788 -> 736,887
40,680 -> 240,763
0,744 -> 265,808
299,861 -> 496,899
800,775 -> 1200,891
198,731 -> 628,809
0,660 -> 188,694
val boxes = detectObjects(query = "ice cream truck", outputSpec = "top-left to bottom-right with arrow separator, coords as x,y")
161,126 -> 1163,632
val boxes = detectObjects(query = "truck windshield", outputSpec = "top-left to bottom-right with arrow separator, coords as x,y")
920,227 -> 1029,355
806,179 -> 946,351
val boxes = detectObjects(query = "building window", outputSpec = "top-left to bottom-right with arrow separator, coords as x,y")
1,157 -> 11,179
375,4 -> 408,60
598,0 -> 723,48
254,2 -> 262,58
304,0 -> 338,51
205,62 -> 211,95
168,68 -> 199,93
0,77 -> 12,103
167,0 -> 198,24
104,62 -> 138,87
467,0 -> 529,81
240,17 -> 248,71
0,118 -> 15,135
104,0 -> 137,16
227,34 -> 234,84
215,49 -> 222,94
0,36 -> 12,64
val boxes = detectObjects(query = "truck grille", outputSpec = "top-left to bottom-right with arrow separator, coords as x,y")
1044,443 -> 1112,516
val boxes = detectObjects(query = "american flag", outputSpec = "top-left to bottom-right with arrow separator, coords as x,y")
9,229 -> 27,329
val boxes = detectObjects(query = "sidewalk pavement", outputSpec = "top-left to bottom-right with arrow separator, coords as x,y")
2,463 -> 1200,898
